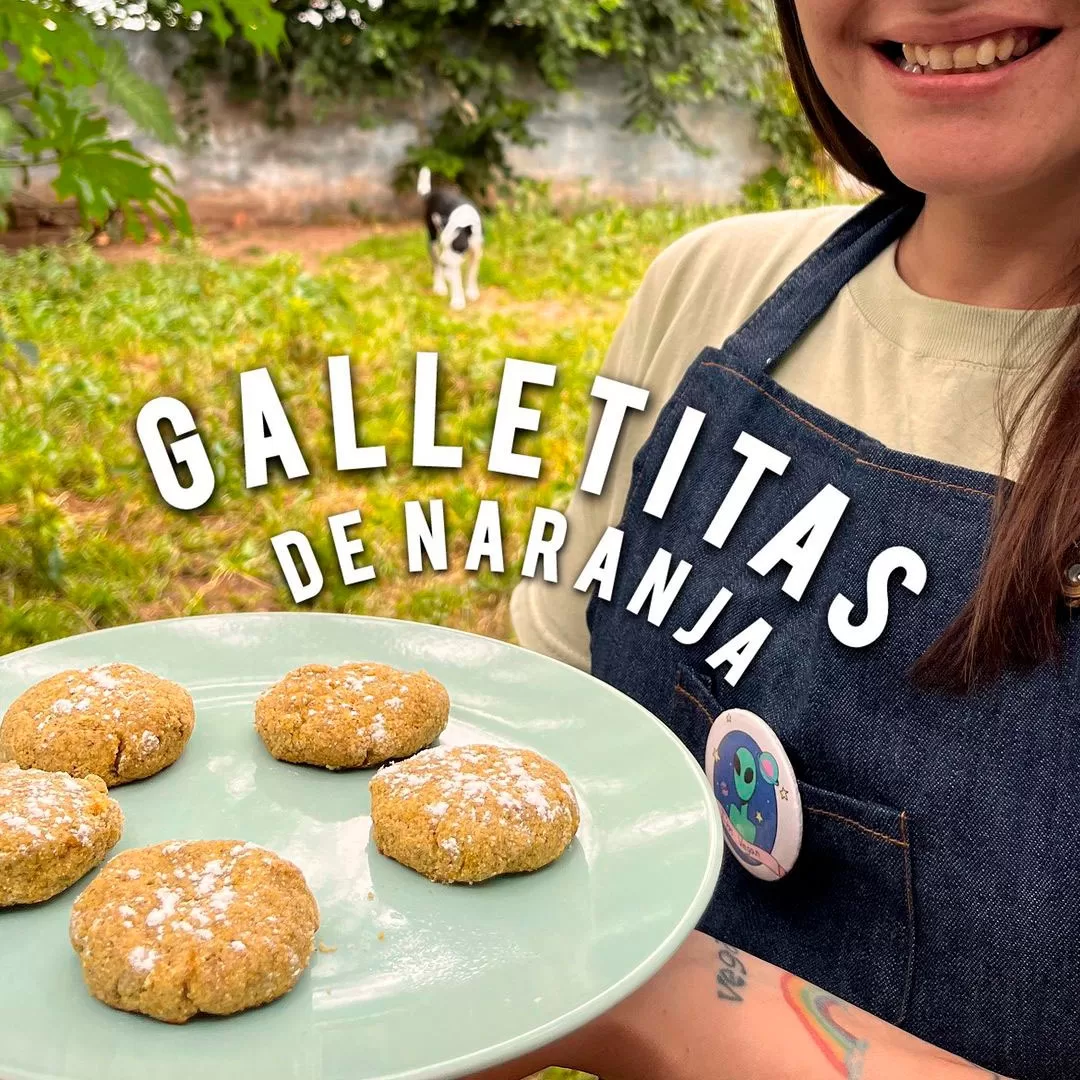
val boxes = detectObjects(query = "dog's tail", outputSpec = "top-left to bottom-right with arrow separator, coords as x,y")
417,166 -> 432,197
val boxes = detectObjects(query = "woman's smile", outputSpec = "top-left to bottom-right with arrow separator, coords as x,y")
867,20 -> 1064,101
796,2 -> 1080,197
879,25 -> 1058,72
867,26 -> 1063,105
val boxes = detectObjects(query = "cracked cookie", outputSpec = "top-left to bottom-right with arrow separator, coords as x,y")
369,744 -> 579,883
254,662 -> 450,770
0,663 -> 195,787
69,839 -> 319,1023
0,762 -> 123,907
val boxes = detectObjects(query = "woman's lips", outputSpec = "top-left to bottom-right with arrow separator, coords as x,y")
877,27 -> 1059,75
867,25 -> 1063,92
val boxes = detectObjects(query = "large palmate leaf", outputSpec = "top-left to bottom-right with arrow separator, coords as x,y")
98,39 -> 179,146
0,0 -> 285,238
23,86 -> 192,237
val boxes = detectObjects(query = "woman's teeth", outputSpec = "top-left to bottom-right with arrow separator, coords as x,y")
895,30 -> 1041,73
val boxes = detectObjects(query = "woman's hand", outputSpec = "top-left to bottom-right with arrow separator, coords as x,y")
466,931 -> 1012,1080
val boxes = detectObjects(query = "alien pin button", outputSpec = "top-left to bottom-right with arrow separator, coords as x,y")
705,708 -> 803,881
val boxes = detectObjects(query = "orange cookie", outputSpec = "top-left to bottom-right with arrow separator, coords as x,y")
0,763 -> 123,906
70,839 -> 319,1024
255,662 -> 449,769
370,744 -> 579,883
0,664 -> 195,786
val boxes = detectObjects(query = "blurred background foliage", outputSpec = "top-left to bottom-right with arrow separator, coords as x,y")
0,190 -> 736,656
0,0 -> 283,235
173,0 -> 828,202
1,0 -> 829,239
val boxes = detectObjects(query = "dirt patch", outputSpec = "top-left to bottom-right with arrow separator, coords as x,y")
95,221 -> 418,271
0,195 -> 421,272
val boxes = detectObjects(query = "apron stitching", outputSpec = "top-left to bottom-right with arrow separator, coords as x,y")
803,806 -> 909,849
854,459 -> 995,500
896,810 -> 916,1027
674,683 -> 716,725
702,362 -> 997,499
701,362 -> 862,453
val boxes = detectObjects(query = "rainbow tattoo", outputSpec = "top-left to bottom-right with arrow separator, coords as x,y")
780,972 -> 868,1079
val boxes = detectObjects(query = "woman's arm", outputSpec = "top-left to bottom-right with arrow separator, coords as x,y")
469,931 -> 1011,1080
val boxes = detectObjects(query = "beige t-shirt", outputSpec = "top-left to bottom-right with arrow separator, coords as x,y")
510,204 -> 1070,671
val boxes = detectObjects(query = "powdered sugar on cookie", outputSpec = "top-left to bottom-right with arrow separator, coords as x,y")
0,763 -> 124,907
70,839 -> 319,1024
0,663 -> 195,786
0,764 -> 110,855
254,661 -> 449,770
370,744 -> 579,884
375,744 -> 578,826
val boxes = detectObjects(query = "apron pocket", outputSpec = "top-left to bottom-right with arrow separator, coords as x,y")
790,782 -> 916,1025
669,666 -> 916,1026
709,778 -> 916,1026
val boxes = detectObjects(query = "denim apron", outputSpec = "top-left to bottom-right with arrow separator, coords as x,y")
587,195 -> 1080,1080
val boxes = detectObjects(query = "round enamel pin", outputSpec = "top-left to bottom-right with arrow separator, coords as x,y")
705,708 -> 803,881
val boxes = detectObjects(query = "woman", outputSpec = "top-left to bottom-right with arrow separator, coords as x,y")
489,1 -> 1080,1078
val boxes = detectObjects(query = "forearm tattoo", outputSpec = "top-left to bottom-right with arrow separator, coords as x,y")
780,972 -> 868,1080
715,943 -> 748,1003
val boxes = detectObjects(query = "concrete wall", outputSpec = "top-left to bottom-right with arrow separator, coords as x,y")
98,39 -> 772,224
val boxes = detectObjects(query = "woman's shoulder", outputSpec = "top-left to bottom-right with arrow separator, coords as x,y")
602,203 -> 867,393
610,205 -> 866,381
647,203 -> 864,297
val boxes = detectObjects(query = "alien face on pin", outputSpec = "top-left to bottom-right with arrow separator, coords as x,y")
731,743 -> 778,804
715,730 -> 780,853
706,709 -> 803,880
733,746 -> 758,801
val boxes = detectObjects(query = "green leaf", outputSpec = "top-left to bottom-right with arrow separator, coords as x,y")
0,4 -> 105,90
99,40 -> 179,146
0,106 -> 16,148
24,87 -> 193,238
0,166 -> 11,230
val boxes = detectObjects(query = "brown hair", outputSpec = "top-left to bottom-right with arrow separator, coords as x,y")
774,1 -> 1080,692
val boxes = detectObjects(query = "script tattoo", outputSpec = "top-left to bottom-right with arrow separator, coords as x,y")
716,943 -> 748,1003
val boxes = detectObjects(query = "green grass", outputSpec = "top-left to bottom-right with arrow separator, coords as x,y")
0,194 -> 740,657
0,196 -> 768,1079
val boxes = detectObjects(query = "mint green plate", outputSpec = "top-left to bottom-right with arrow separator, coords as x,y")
0,614 -> 722,1080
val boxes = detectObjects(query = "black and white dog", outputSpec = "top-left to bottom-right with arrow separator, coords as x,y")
418,167 -> 484,310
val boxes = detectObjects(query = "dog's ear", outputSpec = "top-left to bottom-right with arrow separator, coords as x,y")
431,212 -> 443,229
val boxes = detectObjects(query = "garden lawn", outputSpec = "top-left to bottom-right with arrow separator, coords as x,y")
0,195 -> 739,657
0,197 -> 755,1080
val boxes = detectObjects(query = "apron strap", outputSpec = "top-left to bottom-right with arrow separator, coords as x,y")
720,194 -> 923,376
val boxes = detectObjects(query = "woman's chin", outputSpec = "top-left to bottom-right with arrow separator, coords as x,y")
879,149 -> 1064,201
